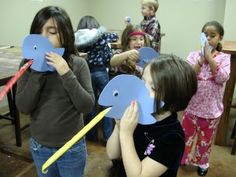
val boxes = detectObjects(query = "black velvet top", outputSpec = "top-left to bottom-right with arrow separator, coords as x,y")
118,112 -> 185,177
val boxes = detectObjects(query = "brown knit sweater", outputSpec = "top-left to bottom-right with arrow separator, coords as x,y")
16,55 -> 94,147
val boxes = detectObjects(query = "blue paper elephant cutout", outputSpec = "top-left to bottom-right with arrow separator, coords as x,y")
201,32 -> 213,56
98,74 -> 165,125
138,47 -> 159,68
22,34 -> 65,72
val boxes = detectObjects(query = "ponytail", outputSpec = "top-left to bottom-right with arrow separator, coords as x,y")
216,42 -> 222,52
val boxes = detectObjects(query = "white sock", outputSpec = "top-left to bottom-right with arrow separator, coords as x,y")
199,163 -> 209,169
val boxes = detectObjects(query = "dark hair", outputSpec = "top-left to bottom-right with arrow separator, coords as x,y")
147,54 -> 197,114
121,24 -> 150,51
30,6 -> 77,61
77,16 -> 100,30
201,21 -> 224,51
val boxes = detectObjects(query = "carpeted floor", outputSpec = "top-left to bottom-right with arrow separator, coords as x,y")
0,110 -> 235,177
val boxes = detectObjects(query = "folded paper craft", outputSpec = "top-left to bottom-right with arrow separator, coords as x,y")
138,47 -> 159,68
98,74 -> 164,125
22,34 -> 65,72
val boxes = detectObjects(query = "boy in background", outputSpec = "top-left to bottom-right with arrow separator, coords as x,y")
140,0 -> 161,52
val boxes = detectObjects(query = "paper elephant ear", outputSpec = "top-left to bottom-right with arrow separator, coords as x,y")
22,34 -> 64,72
200,32 -> 213,57
98,74 -> 157,125
201,32 -> 207,56
138,47 -> 159,68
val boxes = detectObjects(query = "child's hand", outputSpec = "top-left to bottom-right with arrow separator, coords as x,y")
115,119 -> 121,129
120,101 -> 139,136
198,56 -> 205,66
127,49 -> 139,66
46,52 -> 70,76
204,43 -> 213,62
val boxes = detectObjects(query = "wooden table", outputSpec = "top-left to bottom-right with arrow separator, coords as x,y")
79,52 -> 87,59
215,41 -> 236,145
0,46 -> 22,146
111,40 -> 121,50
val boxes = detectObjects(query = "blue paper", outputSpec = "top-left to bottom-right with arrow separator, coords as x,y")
98,74 -> 157,125
201,32 -> 207,56
138,47 -> 159,68
200,33 -> 213,57
22,34 -> 65,72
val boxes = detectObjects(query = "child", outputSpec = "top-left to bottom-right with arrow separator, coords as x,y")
75,16 -> 118,144
181,21 -> 231,176
140,0 -> 161,52
109,24 -> 150,77
106,54 -> 197,177
15,6 -> 95,177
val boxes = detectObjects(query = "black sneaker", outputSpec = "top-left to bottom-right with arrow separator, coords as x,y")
197,167 -> 208,176
111,159 -> 120,166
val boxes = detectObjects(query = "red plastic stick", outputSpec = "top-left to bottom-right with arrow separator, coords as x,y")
0,60 -> 33,101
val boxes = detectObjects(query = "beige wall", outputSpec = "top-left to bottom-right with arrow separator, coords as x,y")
0,0 -> 88,107
0,0 -> 236,102
224,0 -> 236,41
86,0 -> 226,59
0,0 -> 88,46
0,0 -> 228,59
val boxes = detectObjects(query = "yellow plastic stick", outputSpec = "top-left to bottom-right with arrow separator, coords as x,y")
41,107 -> 111,174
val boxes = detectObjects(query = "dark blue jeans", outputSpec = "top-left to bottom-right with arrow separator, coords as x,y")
30,138 -> 87,177
85,69 -> 113,142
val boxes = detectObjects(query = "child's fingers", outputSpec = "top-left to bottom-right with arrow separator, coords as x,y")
122,101 -> 138,122
122,105 -> 131,120
130,101 -> 139,123
45,52 -> 60,61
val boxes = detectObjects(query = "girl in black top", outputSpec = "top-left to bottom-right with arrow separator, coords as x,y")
106,54 -> 197,177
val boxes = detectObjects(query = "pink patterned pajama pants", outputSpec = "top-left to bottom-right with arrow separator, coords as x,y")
181,112 -> 220,167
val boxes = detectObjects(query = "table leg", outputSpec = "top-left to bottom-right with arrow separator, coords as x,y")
12,85 -> 22,147
215,56 -> 236,145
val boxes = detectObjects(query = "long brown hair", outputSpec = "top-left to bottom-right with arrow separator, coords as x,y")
146,54 -> 197,114
30,6 -> 78,61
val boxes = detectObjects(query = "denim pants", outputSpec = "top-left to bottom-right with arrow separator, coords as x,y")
30,138 -> 87,177
85,69 -> 113,142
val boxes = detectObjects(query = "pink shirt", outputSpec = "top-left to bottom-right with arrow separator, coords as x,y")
185,51 -> 231,119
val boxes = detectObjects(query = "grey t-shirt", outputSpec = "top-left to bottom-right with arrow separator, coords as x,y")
16,55 -> 94,147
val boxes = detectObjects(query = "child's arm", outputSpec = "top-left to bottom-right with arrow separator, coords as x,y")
193,57 -> 204,73
147,22 -> 161,43
110,49 -> 139,67
186,52 -> 204,73
61,57 -> 95,114
211,53 -> 231,84
106,123 -> 121,159
46,52 -> 94,114
203,43 -> 218,73
16,61 -> 46,114
119,102 -> 168,177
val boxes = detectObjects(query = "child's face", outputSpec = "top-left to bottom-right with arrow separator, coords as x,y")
203,25 -> 222,49
128,35 -> 145,50
41,18 -> 62,48
142,64 -> 155,98
141,4 -> 153,17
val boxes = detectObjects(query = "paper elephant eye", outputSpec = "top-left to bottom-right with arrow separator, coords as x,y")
33,45 -> 37,50
113,90 -> 119,97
